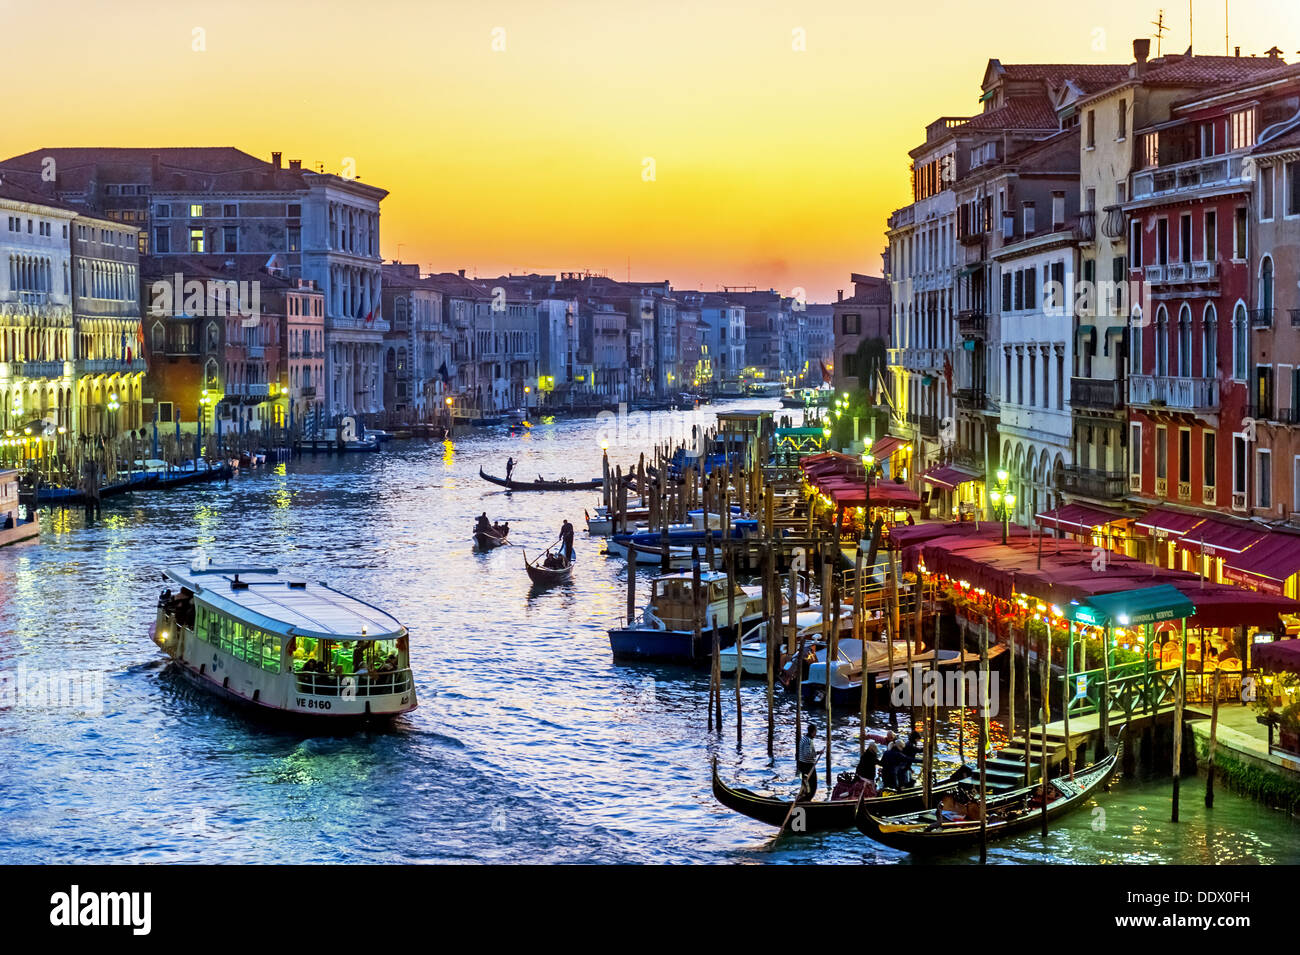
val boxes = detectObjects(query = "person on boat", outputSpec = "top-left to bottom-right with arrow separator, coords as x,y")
505,456 -> 515,482
897,730 -> 923,788
856,741 -> 881,786
879,739 -> 908,791
475,512 -> 493,535
796,723 -> 820,799
560,519 -> 575,563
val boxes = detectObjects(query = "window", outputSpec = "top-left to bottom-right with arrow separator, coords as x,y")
1230,109 -> 1255,150
222,227 -> 238,253
1234,208 -> 1247,259
1255,365 -> 1274,419
1052,192 -> 1065,229
223,203 -> 238,217
1233,303 -> 1248,380
1157,218 -> 1169,265
1130,308 -> 1144,374
154,227 -> 170,254
1288,161 -> 1300,217
1204,210 -> 1216,260
287,226 -> 301,252
1258,450 -> 1272,509
1155,306 -> 1169,375
842,313 -> 860,335
189,203 -> 204,218
1234,435 -> 1248,495
1261,166 -> 1275,221
1179,215 -> 1192,264
1117,99 -> 1127,139
1141,133 -> 1159,168
1022,202 -> 1035,235
1178,305 -> 1192,377
1086,110 -> 1096,148
1130,422 -> 1142,478
190,228 -> 204,253
1156,426 -> 1167,480
1179,429 -> 1191,484
1201,121 -> 1217,157
1204,432 -> 1216,488
1202,304 -> 1217,376
1002,272 -> 1012,311
287,203 -> 302,218
1261,256 -> 1275,316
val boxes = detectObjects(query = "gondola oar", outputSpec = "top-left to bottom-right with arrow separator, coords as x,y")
768,747 -> 821,847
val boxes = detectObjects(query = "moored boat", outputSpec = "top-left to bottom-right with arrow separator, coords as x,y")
151,561 -> 417,725
854,728 -> 1125,852
711,758 -> 964,832
0,469 -> 39,548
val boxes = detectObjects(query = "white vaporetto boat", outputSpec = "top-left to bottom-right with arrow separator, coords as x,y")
152,561 -> 417,725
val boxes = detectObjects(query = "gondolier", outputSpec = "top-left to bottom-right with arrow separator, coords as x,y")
505,456 -> 515,482
560,519 -> 575,562
797,723 -> 821,799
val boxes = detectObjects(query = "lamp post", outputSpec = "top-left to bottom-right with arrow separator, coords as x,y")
989,467 -> 1015,545
861,436 -> 875,530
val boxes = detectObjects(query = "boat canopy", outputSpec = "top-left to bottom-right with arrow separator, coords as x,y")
162,565 -> 405,641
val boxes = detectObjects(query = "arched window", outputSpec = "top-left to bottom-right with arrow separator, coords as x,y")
1155,306 -> 1169,376
1202,303 -> 1217,377
1261,256 -> 1275,317
1178,304 -> 1192,377
1233,303 -> 1248,380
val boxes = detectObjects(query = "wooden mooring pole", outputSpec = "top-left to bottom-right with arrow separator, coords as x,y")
1206,667 -> 1222,808
979,616 -> 989,864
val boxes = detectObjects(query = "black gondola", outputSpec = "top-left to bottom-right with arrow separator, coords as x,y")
473,526 -> 509,550
711,758 -> 964,832
479,467 -> 602,492
855,726 -> 1126,853
524,546 -> 573,586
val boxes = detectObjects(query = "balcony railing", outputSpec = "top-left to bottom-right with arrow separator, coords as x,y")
1070,377 -> 1123,412
77,358 -> 147,375
1290,309 -> 1300,328
906,410 -> 939,438
1075,211 -> 1096,243
6,360 -> 66,378
1247,403 -> 1297,425
294,668 -> 413,698
1132,154 -> 1246,201
1061,467 -> 1128,501
1101,205 -> 1127,239
1145,260 -> 1218,286
954,387 -> 985,411
1250,308 -> 1275,329
957,310 -> 987,337
1128,374 -> 1219,412
298,386 -> 316,398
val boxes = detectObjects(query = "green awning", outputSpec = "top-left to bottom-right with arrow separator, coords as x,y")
1075,324 -> 1096,338
1103,325 -> 1125,355
1064,584 -> 1196,628
963,340 -> 976,351
979,89 -> 995,103
958,264 -> 982,277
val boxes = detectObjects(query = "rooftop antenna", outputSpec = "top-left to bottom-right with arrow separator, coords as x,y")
1189,0 -> 1193,53
1225,0 -> 1230,55
1152,9 -> 1168,57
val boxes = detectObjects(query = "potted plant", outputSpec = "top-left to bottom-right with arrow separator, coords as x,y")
1279,700 -> 1300,756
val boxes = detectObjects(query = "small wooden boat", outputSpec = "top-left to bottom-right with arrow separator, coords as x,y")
711,758 -> 963,832
480,467 -> 602,492
524,547 -> 573,586
473,525 -> 509,550
855,727 -> 1126,852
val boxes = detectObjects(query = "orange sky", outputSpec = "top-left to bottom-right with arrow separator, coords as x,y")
3,0 -> 1298,300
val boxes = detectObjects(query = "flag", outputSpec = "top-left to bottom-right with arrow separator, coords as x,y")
121,330 -> 128,364
437,361 -> 450,384
364,310 -> 374,324
819,359 -> 831,384
942,354 -> 953,391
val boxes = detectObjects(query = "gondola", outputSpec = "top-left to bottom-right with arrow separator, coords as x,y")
524,547 -> 573,586
711,758 -> 964,832
855,726 -> 1126,853
473,526 -> 509,550
479,467 -> 602,492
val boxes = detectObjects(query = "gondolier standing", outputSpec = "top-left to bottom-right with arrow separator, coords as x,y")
797,723 -> 821,799
505,456 -> 515,482
560,519 -> 576,563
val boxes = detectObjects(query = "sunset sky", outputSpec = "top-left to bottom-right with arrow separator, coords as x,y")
4,0 -> 1299,301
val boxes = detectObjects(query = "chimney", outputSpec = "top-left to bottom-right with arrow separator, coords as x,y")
837,289 -> 844,302
1133,38 -> 1150,74
271,151 -> 282,170
289,159 -> 302,171
1235,46 -> 1241,57
151,153 -> 161,179
458,269 -> 465,278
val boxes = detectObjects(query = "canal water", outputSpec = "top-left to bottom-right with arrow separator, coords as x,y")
2,398 -> 1297,864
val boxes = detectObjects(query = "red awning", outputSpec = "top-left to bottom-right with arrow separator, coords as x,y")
1175,518 -> 1268,559
1036,503 -> 1129,535
870,435 -> 909,460
1135,507 -> 1207,537
1223,532 -> 1300,594
922,465 -> 981,490
1254,639 -> 1300,673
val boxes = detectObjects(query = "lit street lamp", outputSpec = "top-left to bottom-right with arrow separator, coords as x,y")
989,467 -> 1016,545
861,436 -> 875,530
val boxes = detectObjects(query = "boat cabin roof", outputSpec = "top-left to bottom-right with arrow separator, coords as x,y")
162,565 -> 405,641
652,570 -> 727,585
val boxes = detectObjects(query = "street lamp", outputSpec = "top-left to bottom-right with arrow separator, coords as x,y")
861,437 -> 875,530
990,467 -> 1014,545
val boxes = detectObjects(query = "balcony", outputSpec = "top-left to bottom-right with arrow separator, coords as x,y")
1075,211 -> 1096,243
298,386 -> 316,399
907,411 -> 939,438
1250,308 -> 1274,329
957,310 -> 987,338
1131,154 -> 1246,201
1101,205 -> 1127,240
1070,376 -> 1123,412
1128,374 -> 1219,413
1144,260 -> 1218,287
77,358 -> 147,375
247,345 -> 266,358
1061,467 -> 1128,501
1247,403 -> 1297,425
954,387 -> 985,411
224,383 -> 272,403
5,360 -> 67,379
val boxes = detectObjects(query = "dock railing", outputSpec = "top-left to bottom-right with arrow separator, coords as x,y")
295,668 -> 412,698
1062,660 -> 1179,720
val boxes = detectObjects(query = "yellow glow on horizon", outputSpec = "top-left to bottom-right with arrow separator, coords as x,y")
4,1 -> 1298,299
